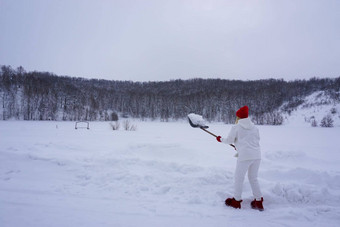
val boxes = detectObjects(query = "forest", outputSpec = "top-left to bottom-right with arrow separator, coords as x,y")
1,65 -> 339,124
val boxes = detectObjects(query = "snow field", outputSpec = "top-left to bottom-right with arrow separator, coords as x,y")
1,120 -> 340,227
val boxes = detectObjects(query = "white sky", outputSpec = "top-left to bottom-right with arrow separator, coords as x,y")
1,0 -> 339,81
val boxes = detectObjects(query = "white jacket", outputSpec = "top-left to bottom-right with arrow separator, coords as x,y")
221,118 -> 261,161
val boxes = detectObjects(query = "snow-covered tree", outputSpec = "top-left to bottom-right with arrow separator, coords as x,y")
320,115 -> 334,127
1,65 -> 340,124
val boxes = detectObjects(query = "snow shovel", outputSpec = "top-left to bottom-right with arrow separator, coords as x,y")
188,113 -> 217,137
188,113 -> 236,150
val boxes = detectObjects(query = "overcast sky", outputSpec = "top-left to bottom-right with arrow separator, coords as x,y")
1,0 -> 339,81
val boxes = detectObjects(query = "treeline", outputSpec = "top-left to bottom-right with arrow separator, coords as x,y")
1,65 -> 339,124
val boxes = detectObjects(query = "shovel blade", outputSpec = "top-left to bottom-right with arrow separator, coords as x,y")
188,115 -> 209,129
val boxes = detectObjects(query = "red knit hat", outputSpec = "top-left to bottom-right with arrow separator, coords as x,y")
236,106 -> 249,118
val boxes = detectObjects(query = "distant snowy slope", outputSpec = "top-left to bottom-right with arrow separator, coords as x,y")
282,90 -> 340,127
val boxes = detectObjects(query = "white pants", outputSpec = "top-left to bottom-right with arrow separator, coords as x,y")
234,159 -> 262,201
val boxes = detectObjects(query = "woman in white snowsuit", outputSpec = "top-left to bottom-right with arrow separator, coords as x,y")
217,106 -> 264,211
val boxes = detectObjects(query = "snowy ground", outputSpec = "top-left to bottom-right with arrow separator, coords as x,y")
1,120 -> 340,227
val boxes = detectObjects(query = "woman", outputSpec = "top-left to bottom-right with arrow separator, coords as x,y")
217,106 -> 264,211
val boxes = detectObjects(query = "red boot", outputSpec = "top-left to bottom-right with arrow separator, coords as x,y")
225,197 -> 242,209
251,197 -> 264,211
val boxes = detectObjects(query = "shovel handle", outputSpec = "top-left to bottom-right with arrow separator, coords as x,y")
200,127 -> 218,137
200,127 -> 237,150
230,144 -> 236,150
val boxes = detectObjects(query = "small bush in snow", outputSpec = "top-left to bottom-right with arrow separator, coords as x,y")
311,119 -> 318,127
110,121 -> 120,130
111,112 -> 119,121
330,108 -> 337,115
123,120 -> 137,131
320,115 -> 334,128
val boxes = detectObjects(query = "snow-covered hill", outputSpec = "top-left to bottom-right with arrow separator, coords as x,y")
1,121 -> 340,226
282,90 -> 340,127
